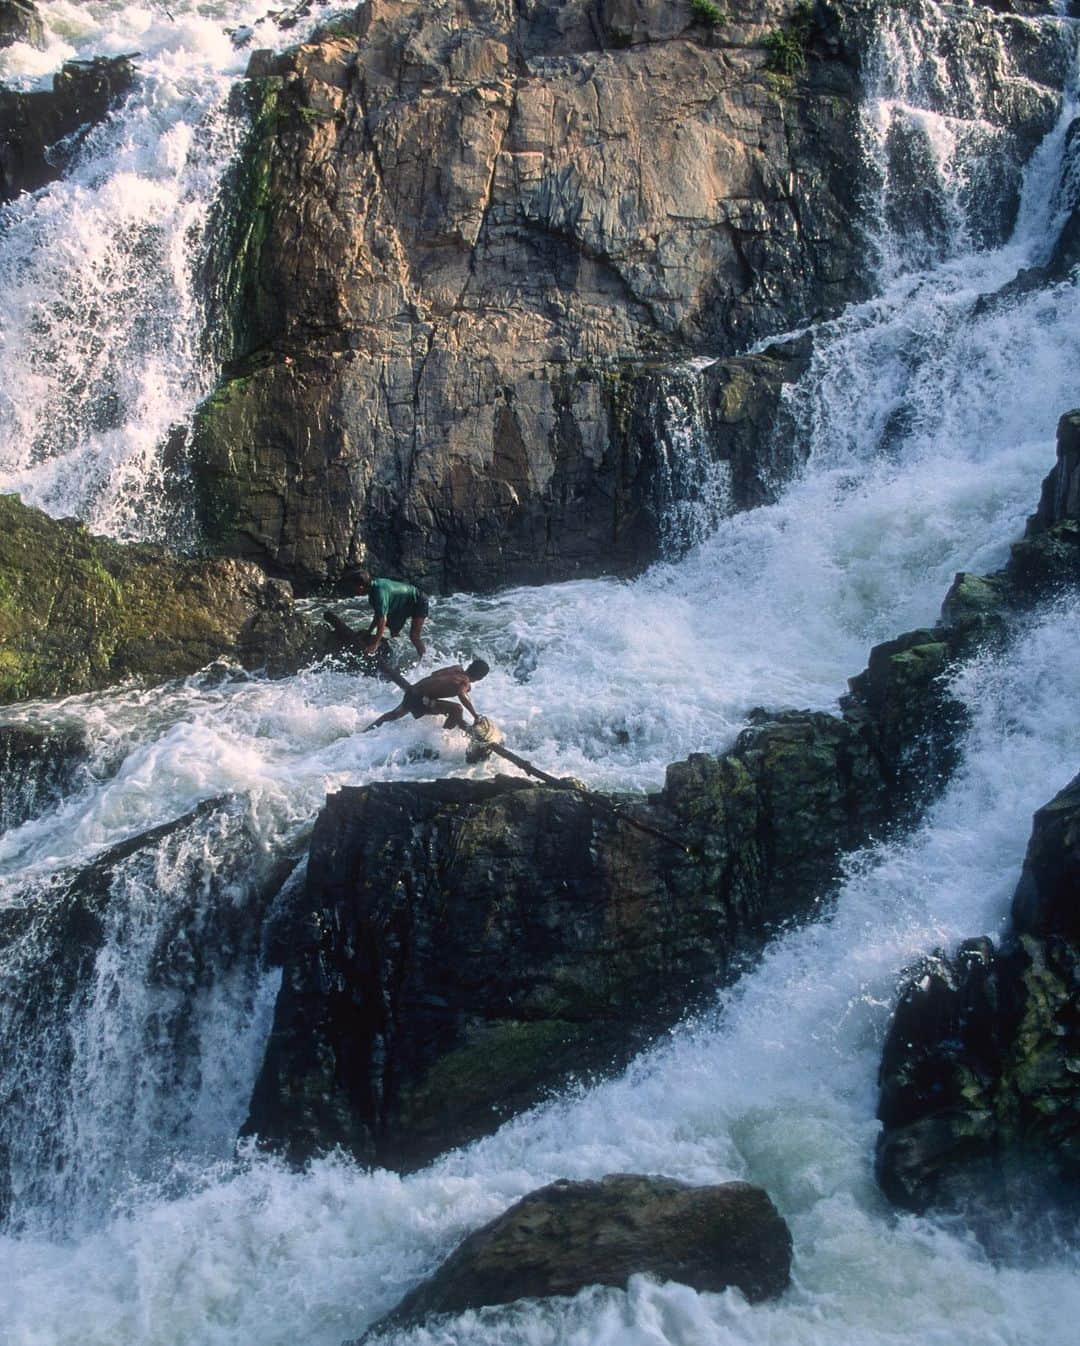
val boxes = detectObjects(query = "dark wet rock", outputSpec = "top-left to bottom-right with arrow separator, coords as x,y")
361,1176 -> 791,1338
1008,410 -> 1080,599
0,721 -> 90,832
1011,775 -> 1080,945
848,409 -> 1080,813
0,0 -> 43,49
245,709 -> 894,1168
190,0 -> 871,589
0,54 -> 135,201
0,494 -> 324,704
318,609 -> 402,679
1030,410 -> 1080,534
876,773 -> 1080,1221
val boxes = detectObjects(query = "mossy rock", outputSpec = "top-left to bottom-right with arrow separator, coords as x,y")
0,494 -> 318,704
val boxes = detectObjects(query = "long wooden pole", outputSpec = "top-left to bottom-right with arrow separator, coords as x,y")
472,734 -> 693,855
370,651 -> 693,854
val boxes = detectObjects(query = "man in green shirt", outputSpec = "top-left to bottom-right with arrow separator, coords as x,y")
343,568 -> 429,659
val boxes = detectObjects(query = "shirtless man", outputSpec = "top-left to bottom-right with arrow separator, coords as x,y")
363,659 -> 490,733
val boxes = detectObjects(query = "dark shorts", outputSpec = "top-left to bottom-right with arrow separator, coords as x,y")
404,689 -> 435,719
389,590 -> 429,636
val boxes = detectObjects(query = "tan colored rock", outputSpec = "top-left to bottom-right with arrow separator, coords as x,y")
194,0 -> 870,587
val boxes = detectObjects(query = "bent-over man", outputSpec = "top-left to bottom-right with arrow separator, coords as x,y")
363,660 -> 490,733
343,568 -> 428,659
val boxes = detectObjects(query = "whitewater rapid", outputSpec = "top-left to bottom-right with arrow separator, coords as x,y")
0,1 -> 342,539
2,1 -> 1080,1343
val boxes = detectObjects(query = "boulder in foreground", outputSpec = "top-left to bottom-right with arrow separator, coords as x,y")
361,1175 -> 791,1339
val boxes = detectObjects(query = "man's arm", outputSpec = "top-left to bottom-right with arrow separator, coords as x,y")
364,615 -> 388,653
457,689 -> 479,722
364,581 -> 388,652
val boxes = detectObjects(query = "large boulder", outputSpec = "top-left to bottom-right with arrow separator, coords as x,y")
246,708 -> 892,1167
190,0 -> 871,588
876,773 -> 1080,1220
0,494 -> 322,703
361,1176 -> 791,1338
247,685 -> 929,1167
0,54 -> 136,201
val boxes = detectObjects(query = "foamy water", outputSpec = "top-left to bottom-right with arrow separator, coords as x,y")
0,1 -> 342,539
2,2 -> 1080,1343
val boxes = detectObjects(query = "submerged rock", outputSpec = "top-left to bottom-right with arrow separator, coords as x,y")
361,1176 -> 792,1338
876,773 -> 1080,1223
0,54 -> 136,201
0,721 -> 90,832
0,0 -> 43,50
0,494 -> 323,703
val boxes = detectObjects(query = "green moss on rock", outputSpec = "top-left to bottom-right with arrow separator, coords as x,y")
0,493 -> 317,704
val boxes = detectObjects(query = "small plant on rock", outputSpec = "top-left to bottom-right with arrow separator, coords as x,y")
764,1 -> 815,77
690,0 -> 725,26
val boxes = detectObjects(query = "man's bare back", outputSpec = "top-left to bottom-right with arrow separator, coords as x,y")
363,659 -> 490,734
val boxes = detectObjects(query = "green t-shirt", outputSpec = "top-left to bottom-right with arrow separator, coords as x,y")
369,577 -> 419,628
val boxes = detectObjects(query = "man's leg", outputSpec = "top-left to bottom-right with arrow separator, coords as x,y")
409,612 -> 427,658
422,699 -> 464,731
362,700 -> 410,732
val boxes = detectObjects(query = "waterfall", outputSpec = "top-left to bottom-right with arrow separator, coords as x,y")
1,2 -> 1079,1343
0,798 -> 286,1234
0,2 -> 340,541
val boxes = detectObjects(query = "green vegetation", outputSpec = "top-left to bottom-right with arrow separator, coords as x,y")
690,0 -> 725,25
764,1 -> 815,78
0,493 -> 277,704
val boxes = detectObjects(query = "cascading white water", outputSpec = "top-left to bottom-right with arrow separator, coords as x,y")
0,1 -> 340,540
2,1 -> 1080,1342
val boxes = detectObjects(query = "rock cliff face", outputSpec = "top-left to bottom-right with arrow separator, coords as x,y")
0,494 -> 321,703
192,0 -> 870,589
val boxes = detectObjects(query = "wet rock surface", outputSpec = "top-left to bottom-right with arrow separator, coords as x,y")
192,0 -> 871,589
0,796 -> 297,1227
360,1176 -> 792,1338
0,0 -> 43,50
246,712 -> 891,1167
0,54 -> 135,201
0,494 -> 323,703
871,418 -> 1080,1226
876,772 -> 1080,1223
0,721 -> 90,832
